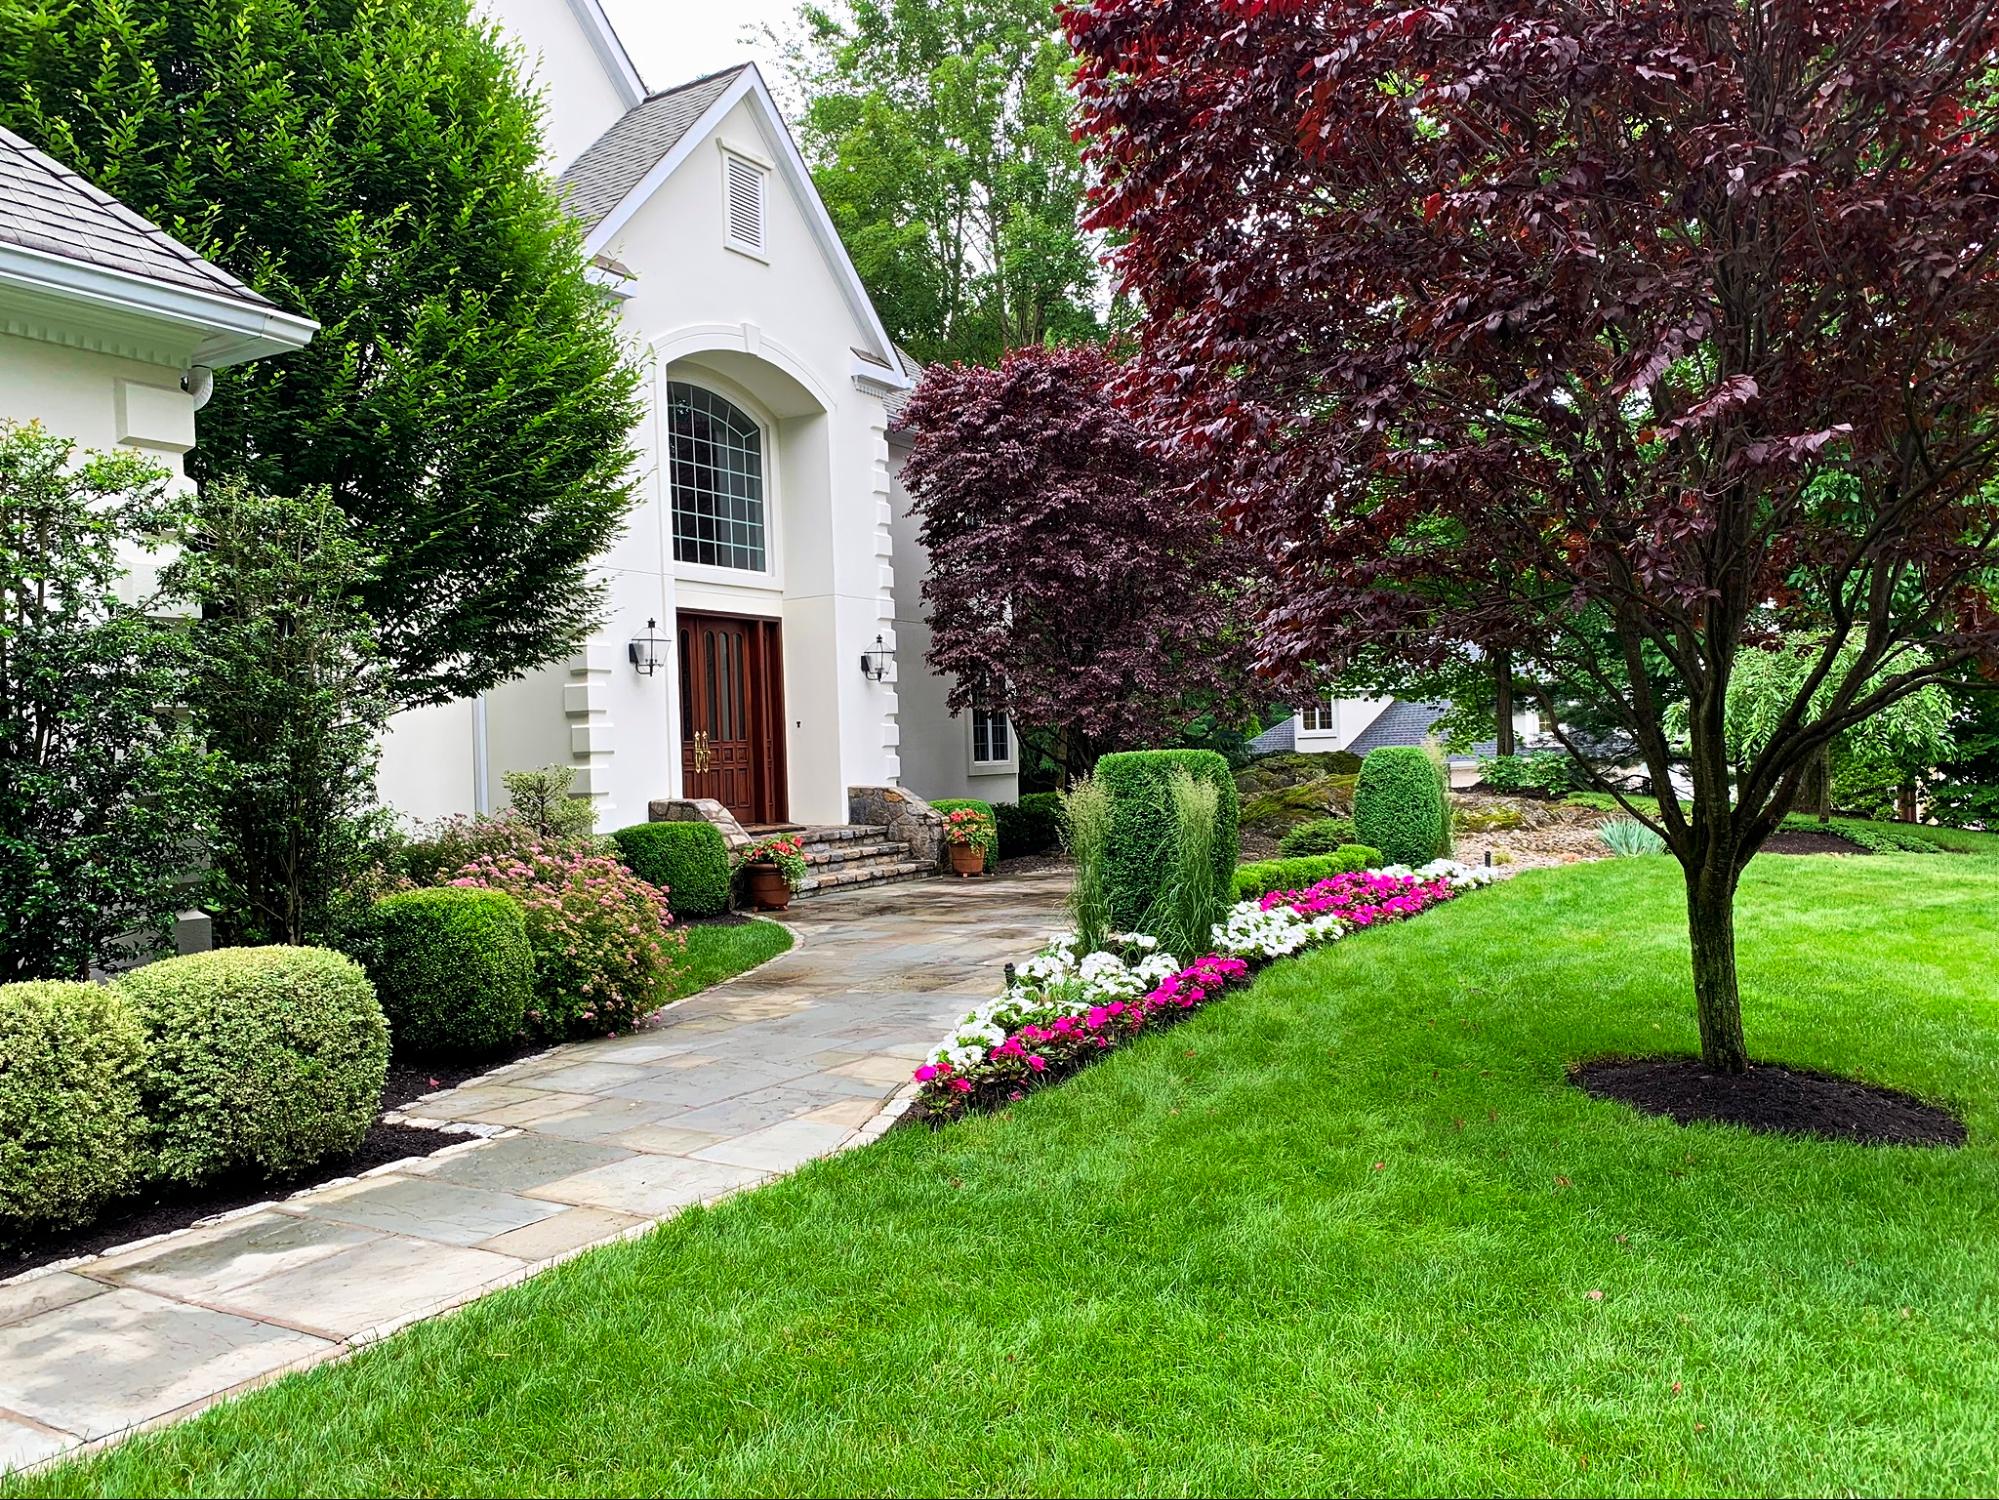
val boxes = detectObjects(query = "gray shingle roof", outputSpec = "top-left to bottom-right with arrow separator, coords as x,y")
1246,718 -> 1296,755
557,66 -> 749,229
0,126 -> 275,309
1347,699 -> 1493,760
884,344 -> 924,428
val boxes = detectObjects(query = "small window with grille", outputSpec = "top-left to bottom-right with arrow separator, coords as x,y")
971,706 -> 1011,766
1301,701 -> 1335,732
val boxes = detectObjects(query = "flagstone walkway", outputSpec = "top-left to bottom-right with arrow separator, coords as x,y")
0,869 -> 1070,1474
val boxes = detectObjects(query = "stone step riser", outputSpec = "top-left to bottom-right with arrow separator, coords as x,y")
802,843 -> 909,867
795,860 -> 936,896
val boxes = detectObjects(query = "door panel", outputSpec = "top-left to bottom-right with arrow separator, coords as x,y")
678,612 -> 785,825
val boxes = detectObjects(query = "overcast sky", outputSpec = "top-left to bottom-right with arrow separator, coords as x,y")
599,0 -> 803,94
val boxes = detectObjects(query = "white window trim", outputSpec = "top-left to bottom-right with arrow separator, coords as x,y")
720,140 -> 771,264
967,707 -> 1017,776
662,369 -> 783,590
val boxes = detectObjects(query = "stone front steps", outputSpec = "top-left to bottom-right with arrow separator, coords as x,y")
792,824 -> 938,897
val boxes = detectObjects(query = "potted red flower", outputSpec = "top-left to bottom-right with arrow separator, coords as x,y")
941,807 -> 996,877
733,835 -> 807,910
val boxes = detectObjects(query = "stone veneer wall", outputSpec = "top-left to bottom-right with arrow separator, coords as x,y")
647,797 -> 752,851
847,785 -> 948,871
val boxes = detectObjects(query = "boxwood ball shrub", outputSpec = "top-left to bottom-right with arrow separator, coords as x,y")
1232,846 -> 1382,900
1278,815 -> 1358,858
994,792 -> 1061,857
612,821 -> 732,917
0,980 -> 148,1236
932,798 -> 998,871
1354,747 -> 1451,867
1097,749 -> 1239,928
120,946 -> 389,1187
358,888 -> 532,1056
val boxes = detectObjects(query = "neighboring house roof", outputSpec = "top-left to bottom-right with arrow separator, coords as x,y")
556,66 -> 748,230
1346,699 -> 1493,761
0,125 -> 315,365
1246,718 -> 1297,756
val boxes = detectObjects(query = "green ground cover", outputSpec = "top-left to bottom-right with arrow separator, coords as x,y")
21,849 -> 1999,1497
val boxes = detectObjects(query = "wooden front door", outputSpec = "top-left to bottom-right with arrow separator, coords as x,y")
678,612 -> 786,826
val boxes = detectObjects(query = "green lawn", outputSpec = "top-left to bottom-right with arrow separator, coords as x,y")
22,848 -> 1999,1496
660,916 -> 793,1003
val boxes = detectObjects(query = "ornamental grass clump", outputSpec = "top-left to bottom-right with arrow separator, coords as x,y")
1059,773 -> 1115,955
1146,769 -> 1225,962
449,824 -> 681,1040
1600,817 -> 1668,857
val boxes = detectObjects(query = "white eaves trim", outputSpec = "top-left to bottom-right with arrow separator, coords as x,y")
580,64 -> 904,374
0,242 -> 317,367
566,0 -> 645,108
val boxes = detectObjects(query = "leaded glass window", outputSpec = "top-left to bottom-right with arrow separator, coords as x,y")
668,382 -> 767,571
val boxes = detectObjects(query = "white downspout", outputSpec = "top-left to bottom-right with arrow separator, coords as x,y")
472,693 -> 492,814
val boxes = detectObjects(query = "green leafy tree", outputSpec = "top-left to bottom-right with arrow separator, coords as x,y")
164,481 -> 392,946
0,423 -> 214,980
780,0 -> 1101,362
0,0 -> 643,706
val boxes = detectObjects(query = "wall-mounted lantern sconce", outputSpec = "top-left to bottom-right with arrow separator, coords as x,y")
628,617 -> 666,677
859,633 -> 895,682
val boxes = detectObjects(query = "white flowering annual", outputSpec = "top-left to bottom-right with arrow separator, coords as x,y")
1210,900 -> 1347,960
1406,859 -> 1504,890
925,935 -> 1180,1068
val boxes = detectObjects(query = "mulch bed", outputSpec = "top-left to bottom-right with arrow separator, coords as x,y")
996,853 -> 1072,877
1760,828 -> 1871,856
2,1121 -> 463,1278
1573,1055 -> 1965,1147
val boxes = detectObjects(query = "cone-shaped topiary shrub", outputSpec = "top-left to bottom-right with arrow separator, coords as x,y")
1354,746 -> 1451,866
120,946 -> 388,1186
355,887 -> 532,1056
0,980 -> 147,1237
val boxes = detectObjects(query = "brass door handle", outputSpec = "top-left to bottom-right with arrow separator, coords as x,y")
692,731 -> 710,772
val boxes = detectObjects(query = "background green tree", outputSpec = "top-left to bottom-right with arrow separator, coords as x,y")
165,481 -> 392,947
779,0 -> 1101,363
0,423 -> 214,980
0,0 -> 643,707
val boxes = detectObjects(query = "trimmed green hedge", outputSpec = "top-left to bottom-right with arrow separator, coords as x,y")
1354,747 -> 1450,866
357,888 -> 532,1056
933,798 -> 998,871
1233,846 -> 1382,900
1278,815 -> 1358,858
0,980 -> 147,1237
120,946 -> 388,1186
1098,750 -> 1239,929
994,793 -> 1061,857
613,821 -> 732,917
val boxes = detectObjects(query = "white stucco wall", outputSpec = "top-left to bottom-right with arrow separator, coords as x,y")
379,86 -> 912,831
0,329 -> 201,606
886,434 -> 1020,806
478,0 -> 635,169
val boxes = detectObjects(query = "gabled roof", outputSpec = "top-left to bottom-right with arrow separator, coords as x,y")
0,125 -> 316,365
0,126 -> 274,309
1347,699 -> 1493,761
556,63 -> 902,371
557,66 -> 749,229
883,344 -> 924,429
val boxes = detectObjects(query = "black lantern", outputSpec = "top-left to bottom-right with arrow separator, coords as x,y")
628,617 -> 666,676
859,632 -> 895,682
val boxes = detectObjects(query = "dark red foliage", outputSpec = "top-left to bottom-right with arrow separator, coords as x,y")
1065,0 -> 1999,1070
900,344 -> 1255,774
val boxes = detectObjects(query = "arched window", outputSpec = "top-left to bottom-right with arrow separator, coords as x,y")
667,382 -> 766,571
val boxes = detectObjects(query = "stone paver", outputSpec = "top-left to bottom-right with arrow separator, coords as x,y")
2,869 -> 1068,1473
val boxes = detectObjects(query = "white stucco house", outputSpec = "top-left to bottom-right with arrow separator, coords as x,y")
377,2 -> 1017,864
1249,696 -> 1545,789
0,125 -> 316,590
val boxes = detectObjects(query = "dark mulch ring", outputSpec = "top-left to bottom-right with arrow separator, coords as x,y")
681,910 -> 759,928
1760,828 -> 1871,856
1573,1055 -> 1966,1147
3,1121 -> 464,1278
383,1038 -> 548,1112
996,852 -> 1072,876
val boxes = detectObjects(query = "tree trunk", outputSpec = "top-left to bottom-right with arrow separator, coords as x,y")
1685,858 -> 1749,1074
1801,745 -> 1832,823
1494,652 -> 1515,757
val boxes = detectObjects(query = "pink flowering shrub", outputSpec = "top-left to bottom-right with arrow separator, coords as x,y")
448,825 -> 682,1040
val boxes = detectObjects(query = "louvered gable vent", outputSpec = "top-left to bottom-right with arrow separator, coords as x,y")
725,151 -> 766,255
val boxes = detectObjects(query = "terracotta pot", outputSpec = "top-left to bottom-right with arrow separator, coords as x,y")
948,843 -> 984,877
745,862 -> 793,911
